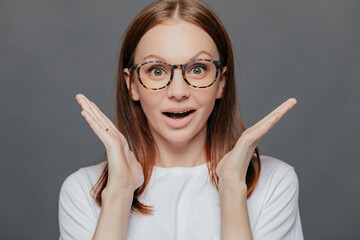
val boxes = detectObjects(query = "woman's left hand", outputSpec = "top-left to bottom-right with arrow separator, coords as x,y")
216,98 -> 297,187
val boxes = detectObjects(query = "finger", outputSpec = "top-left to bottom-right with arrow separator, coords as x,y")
250,99 -> 296,140
89,100 -> 117,132
255,98 -> 296,125
80,110 -> 109,143
83,97 -> 115,132
76,94 -> 107,130
240,98 -> 296,146
252,98 -> 296,130
83,96 -> 128,144
258,112 -> 283,136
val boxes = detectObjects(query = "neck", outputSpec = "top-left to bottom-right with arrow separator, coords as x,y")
151,123 -> 207,168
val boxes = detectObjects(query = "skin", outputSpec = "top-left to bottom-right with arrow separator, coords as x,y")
123,19 -> 227,168
75,18 -> 297,240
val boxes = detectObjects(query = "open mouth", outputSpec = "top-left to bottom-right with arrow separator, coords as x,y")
162,110 -> 196,119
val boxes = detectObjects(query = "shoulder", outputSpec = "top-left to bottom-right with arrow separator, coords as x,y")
59,161 -> 107,200
58,162 -> 106,239
250,155 -> 300,202
259,154 -> 295,175
249,155 -> 303,239
256,155 -> 300,205
258,154 -> 298,185
79,161 -> 107,187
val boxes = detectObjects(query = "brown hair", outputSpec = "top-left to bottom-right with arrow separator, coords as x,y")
91,0 -> 261,215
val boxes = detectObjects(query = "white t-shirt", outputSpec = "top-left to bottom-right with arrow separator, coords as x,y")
58,155 -> 304,240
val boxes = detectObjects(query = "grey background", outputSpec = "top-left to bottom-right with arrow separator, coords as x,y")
1,0 -> 359,239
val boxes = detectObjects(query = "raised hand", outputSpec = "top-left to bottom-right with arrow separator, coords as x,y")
75,93 -> 144,193
216,98 -> 297,186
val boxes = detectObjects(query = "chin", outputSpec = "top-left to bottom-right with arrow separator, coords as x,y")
148,115 -> 207,144
162,122 -> 207,144
162,130 -> 196,143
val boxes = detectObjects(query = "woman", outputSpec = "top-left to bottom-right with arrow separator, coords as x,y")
58,0 -> 304,239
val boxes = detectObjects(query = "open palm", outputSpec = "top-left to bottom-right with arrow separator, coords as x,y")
216,98 -> 297,185
76,93 -> 144,192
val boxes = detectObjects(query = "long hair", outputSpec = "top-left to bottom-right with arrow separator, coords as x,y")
91,0 -> 261,215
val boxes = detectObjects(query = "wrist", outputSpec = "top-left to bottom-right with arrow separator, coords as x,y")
102,187 -> 134,203
219,180 -> 247,195
219,177 -> 247,188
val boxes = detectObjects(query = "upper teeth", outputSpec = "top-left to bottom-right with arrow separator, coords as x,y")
170,110 -> 191,114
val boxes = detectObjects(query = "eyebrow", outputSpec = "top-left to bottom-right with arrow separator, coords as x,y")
142,50 -> 213,63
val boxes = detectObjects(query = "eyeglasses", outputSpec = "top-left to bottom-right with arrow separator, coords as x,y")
129,58 -> 224,90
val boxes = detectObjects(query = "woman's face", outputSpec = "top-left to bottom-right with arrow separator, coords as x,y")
124,19 -> 226,144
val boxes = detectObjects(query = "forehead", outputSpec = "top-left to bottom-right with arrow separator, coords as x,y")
133,19 -> 219,64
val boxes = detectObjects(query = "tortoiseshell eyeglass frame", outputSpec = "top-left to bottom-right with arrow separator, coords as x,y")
129,58 -> 225,91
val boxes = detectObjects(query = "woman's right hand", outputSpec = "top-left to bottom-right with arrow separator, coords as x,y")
75,93 -> 144,194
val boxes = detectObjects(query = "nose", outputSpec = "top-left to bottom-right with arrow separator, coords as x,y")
167,66 -> 190,100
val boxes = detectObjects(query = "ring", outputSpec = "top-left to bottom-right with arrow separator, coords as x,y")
105,128 -> 109,132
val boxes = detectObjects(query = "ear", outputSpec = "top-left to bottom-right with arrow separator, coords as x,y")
216,66 -> 227,99
124,68 -> 140,101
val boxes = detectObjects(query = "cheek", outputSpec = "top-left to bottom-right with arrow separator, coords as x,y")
196,90 -> 218,118
197,87 -> 217,107
138,90 -> 161,119
203,97 -> 216,118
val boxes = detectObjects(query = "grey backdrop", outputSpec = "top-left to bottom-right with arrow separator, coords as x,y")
1,0 -> 359,239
